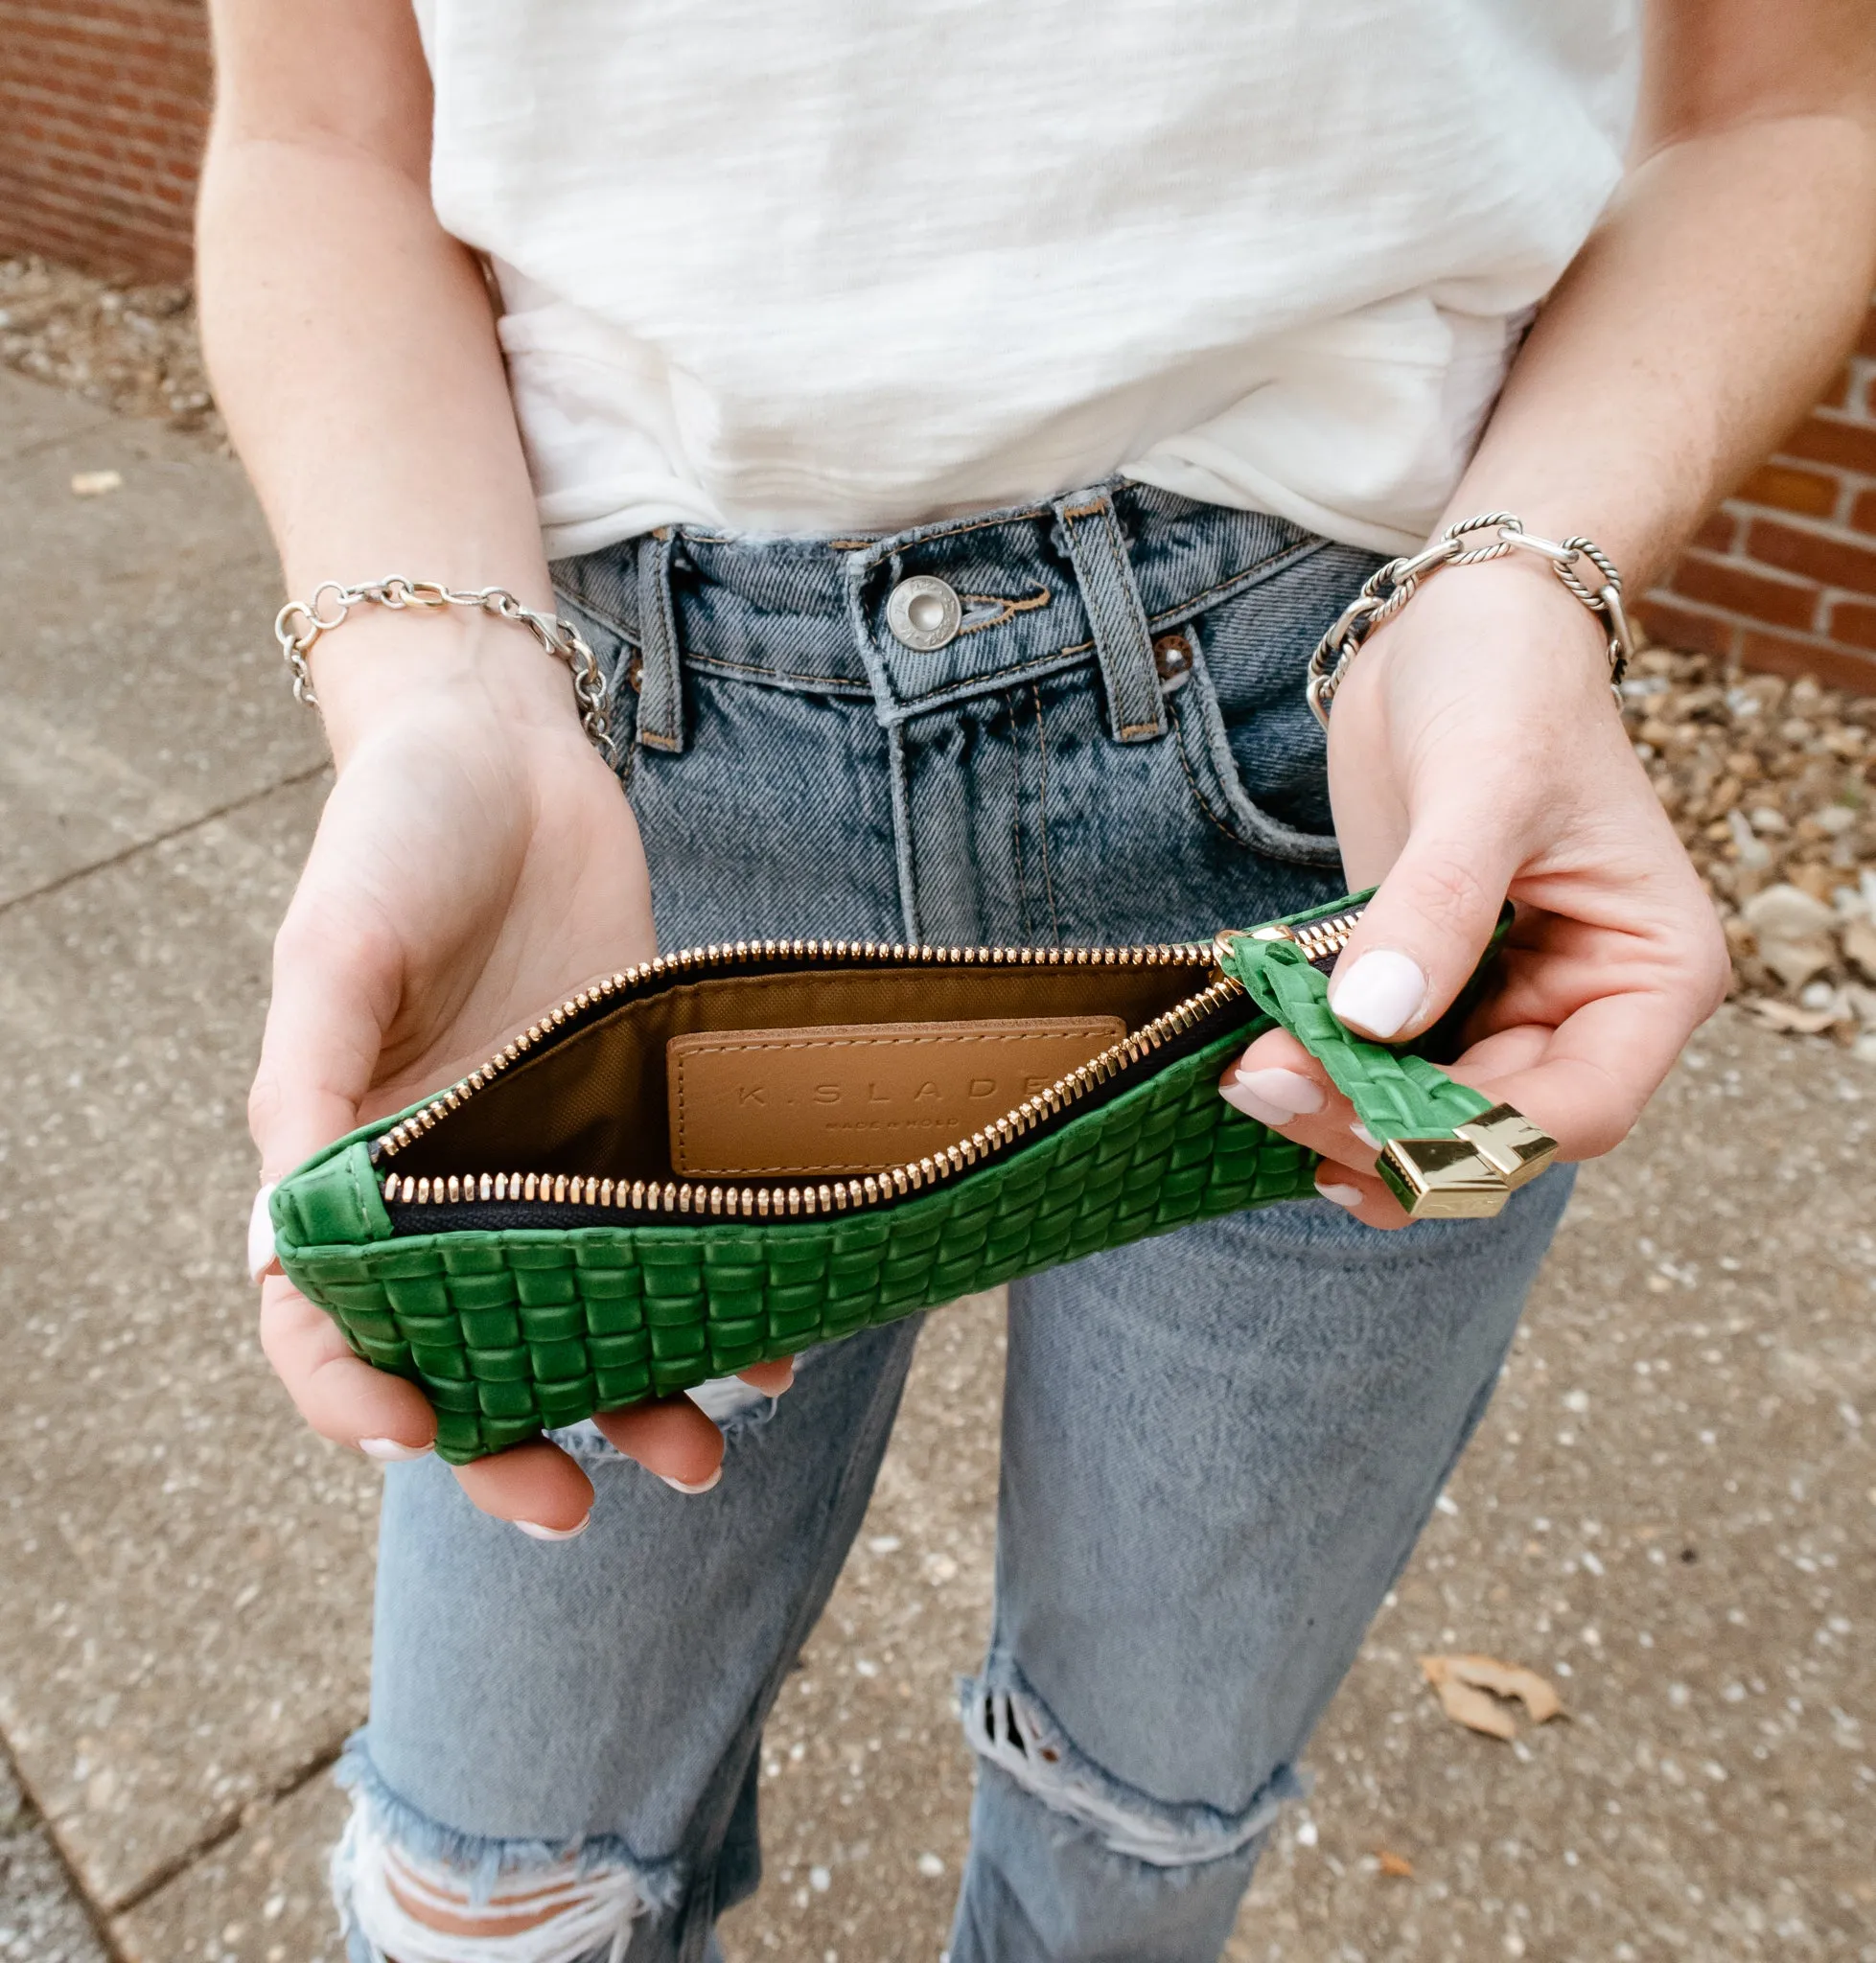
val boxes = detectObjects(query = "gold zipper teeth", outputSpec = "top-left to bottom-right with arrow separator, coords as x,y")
1252,908 -> 1363,965
1292,910 -> 1363,961
381,971 -> 1247,1220
374,935 -> 1214,1161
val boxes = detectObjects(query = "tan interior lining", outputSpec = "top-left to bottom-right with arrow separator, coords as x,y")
388,962 -> 1207,1184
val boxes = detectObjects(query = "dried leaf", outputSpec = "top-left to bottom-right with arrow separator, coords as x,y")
1845,919 -> 1876,986
1377,1849 -> 1415,1879
1426,1672 -> 1518,1740
1419,1653 -> 1564,1740
69,469 -> 123,497
1756,935 -> 1837,992
1744,996 -> 1840,1035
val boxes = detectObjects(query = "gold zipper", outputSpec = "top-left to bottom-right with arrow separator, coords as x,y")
376,905 -> 1369,1224
1216,906 -> 1364,969
377,946 -> 1254,1221
373,935 -> 1215,1163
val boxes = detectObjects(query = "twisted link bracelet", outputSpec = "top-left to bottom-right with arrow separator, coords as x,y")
1305,513 -> 1634,728
273,577 -> 615,759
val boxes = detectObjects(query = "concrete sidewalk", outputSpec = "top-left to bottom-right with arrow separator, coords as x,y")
0,366 -> 1869,1963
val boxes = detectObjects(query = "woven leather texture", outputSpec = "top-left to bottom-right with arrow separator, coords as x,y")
282,1025 -> 1322,1462
276,905 -> 1496,1464
1221,937 -> 1494,1141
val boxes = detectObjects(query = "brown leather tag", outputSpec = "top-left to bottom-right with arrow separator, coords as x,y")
668,1016 -> 1126,1176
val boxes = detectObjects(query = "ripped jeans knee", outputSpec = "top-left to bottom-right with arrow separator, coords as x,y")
959,1657 -> 1306,1869
332,1743 -> 678,1963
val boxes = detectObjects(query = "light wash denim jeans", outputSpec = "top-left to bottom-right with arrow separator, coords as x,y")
336,483 -> 1570,1963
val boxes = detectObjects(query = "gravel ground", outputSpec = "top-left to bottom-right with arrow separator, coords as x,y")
0,258 -> 218,437
0,1757 -> 106,1963
1619,652 -> 1876,1055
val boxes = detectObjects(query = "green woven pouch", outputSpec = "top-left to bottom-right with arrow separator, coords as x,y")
271,890 -> 1556,1464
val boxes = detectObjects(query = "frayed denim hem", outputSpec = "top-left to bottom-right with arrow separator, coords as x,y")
957,1656 -> 1309,1868
334,1734 -> 685,1914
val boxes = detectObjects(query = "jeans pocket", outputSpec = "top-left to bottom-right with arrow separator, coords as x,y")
1168,538 -> 1383,868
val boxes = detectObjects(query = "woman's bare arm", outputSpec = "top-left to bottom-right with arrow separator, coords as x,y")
1228,0 -> 1876,1216
197,0 -> 563,740
1467,0 -> 1876,591
200,0 -> 774,1530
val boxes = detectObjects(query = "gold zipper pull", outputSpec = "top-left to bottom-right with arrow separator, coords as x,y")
1214,906 -> 1365,977
1211,922 -> 1290,971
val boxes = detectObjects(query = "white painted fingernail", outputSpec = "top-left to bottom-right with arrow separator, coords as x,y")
1230,1068 -> 1325,1117
1329,949 -> 1426,1039
516,1515 -> 591,1540
1218,1079 -> 1291,1127
1351,1123 -> 1378,1149
359,1437 -> 433,1463
247,1183 -> 280,1282
660,1466 -> 723,1495
1316,1180 -> 1365,1209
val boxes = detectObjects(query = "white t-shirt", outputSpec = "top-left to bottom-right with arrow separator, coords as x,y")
412,0 -> 1637,558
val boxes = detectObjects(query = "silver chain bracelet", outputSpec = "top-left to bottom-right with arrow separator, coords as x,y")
273,578 -> 615,759
1305,513 -> 1634,728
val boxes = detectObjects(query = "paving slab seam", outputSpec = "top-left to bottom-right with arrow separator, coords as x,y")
0,760 -> 331,921
1,420 -> 117,468
102,1742 -> 346,1922
2,1736 -> 129,1963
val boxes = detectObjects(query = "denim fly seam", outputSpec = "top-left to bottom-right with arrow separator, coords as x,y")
957,1653 -> 1309,1868
829,484 -> 1168,940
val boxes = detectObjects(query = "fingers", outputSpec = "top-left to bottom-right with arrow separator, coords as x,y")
1221,1028 -> 1371,1172
453,1442 -> 596,1537
1219,1028 -> 1413,1229
260,1274 -> 438,1451
248,1183 -> 284,1282
736,1357 -> 796,1396
261,1273 -> 599,1535
249,892 -> 394,1179
1310,1165 -> 1410,1230
1328,818 -> 1519,1043
1443,989 -> 1691,1163
1453,901 -> 1726,1159
581,1355 -> 795,1492
591,1397 -> 729,1492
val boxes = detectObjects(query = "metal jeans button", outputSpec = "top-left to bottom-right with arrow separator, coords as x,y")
886,575 -> 962,652
1152,632 -> 1193,692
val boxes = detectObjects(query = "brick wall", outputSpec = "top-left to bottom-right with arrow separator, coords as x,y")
0,0 -> 1873,699
0,0 -> 210,282
1640,305 -> 1876,693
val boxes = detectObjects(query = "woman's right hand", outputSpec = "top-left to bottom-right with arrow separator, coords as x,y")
248,619 -> 788,1535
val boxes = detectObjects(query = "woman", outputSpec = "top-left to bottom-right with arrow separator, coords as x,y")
200,2 -> 1872,1956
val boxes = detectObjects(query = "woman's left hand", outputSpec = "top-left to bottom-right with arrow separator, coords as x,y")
1218,551 -> 1730,1230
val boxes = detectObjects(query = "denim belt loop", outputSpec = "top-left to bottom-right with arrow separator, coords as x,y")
1052,489 -> 1167,744
636,526 -> 686,753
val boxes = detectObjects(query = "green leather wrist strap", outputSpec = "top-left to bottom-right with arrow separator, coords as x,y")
1217,935 -> 1494,1141
1216,932 -> 1556,1217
